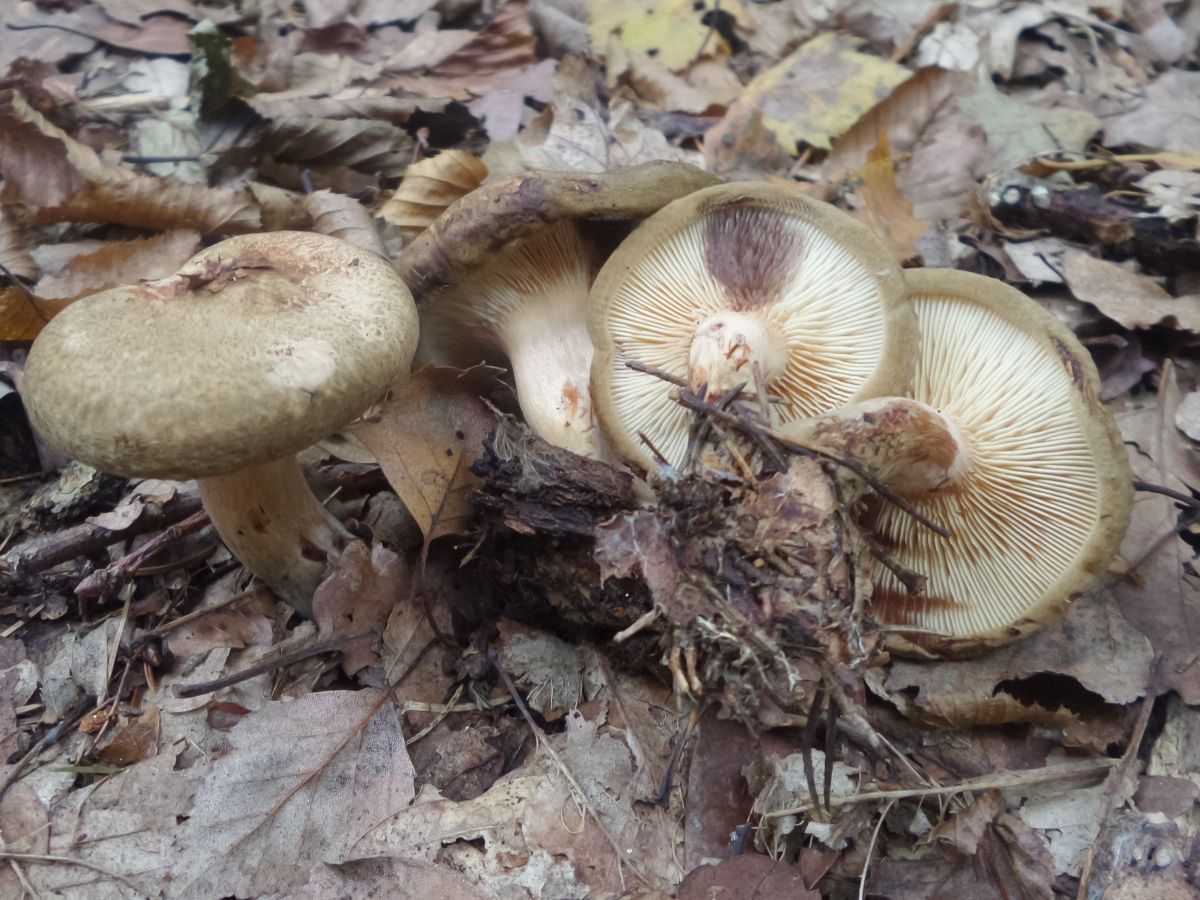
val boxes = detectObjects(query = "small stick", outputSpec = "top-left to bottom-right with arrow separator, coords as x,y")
1132,479 -> 1200,509
75,509 -> 212,599
172,633 -> 371,698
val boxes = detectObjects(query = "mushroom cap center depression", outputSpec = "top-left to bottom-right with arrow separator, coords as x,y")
687,310 -> 789,398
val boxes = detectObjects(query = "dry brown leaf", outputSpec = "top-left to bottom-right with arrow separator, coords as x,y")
1113,402 -> 1200,703
437,1 -> 537,79
260,116 -> 416,179
349,365 -> 501,541
377,150 -> 488,237
1105,70 -> 1200,153
313,542 -> 407,675
96,705 -> 161,767
7,4 -> 191,56
466,58 -> 558,143
0,90 -> 269,234
0,288 -> 71,341
36,230 -> 201,300
852,133 -> 929,263
677,854 -> 820,900
1061,249 -> 1200,334
172,690 -> 415,897
827,66 -> 973,177
703,108 -> 792,180
305,190 -> 386,256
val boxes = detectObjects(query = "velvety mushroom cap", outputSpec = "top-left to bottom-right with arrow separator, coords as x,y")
864,269 -> 1132,656
588,182 -> 913,469
23,231 -> 418,480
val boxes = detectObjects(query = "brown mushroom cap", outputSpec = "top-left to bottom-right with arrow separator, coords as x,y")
859,269 -> 1133,656
588,182 -> 914,470
23,231 -> 417,480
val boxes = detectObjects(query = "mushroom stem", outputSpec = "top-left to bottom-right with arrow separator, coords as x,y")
688,311 -> 789,400
503,314 -> 606,460
780,397 -> 971,497
197,456 -> 351,617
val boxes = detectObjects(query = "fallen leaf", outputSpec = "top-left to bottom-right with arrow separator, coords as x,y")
827,66 -> 974,177
259,116 -> 416,179
35,230 -> 201,301
0,288 -> 68,341
589,0 -> 747,72
7,5 -> 191,56
466,58 -> 557,142
710,32 -> 911,155
378,150 -> 489,238
174,690 -> 416,898
313,542 -> 407,675
96,705 -> 160,767
349,365 -> 500,541
0,205 -> 38,282
959,77 -> 1099,170
1061,249 -> 1200,333
1113,403 -> 1200,702
294,858 -> 492,900
0,90 -> 273,234
677,854 -> 820,900
852,133 -> 929,262
1105,70 -> 1200,153
306,190 -> 386,256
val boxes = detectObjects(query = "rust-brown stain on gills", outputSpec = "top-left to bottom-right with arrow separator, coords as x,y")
703,204 -> 802,310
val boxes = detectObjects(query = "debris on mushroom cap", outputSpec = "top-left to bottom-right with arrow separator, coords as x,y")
22,231 -> 419,480
861,269 -> 1133,657
588,181 -> 914,471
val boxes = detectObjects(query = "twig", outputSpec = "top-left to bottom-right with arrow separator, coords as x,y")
1076,658 -> 1160,900
172,633 -> 372,698
489,646 -> 641,890
2,492 -> 204,577
761,758 -> 1121,819
75,509 -> 212,599
1132,479 -> 1200,510
0,697 -> 93,800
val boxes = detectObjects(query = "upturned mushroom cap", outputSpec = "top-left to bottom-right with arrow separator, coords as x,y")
860,269 -> 1132,657
406,162 -> 721,459
587,182 -> 914,470
23,231 -> 418,479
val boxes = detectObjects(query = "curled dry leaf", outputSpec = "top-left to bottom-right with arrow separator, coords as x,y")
306,189 -> 386,256
0,204 -> 37,282
260,116 -> 416,179
0,90 -> 295,234
349,365 -> 502,542
96,705 -> 161,767
377,149 -> 488,238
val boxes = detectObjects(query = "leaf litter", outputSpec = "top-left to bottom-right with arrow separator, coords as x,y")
0,0 -> 1199,898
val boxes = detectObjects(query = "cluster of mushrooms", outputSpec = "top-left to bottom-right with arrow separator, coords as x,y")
19,161 -> 1132,657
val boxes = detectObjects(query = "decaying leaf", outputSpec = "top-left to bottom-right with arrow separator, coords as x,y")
589,0 -> 747,72
349,365 -> 501,542
173,690 -> 415,898
378,150 -> 489,237
1061,249 -> 1200,334
959,77 -> 1099,170
313,542 -> 407,675
1105,69 -> 1200,153
0,90 -> 292,234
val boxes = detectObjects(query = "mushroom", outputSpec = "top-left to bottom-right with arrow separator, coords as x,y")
587,182 -> 914,470
21,231 -> 418,616
780,269 -> 1132,656
399,161 -> 720,460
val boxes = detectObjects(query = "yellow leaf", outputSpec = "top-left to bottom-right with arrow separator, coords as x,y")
588,0 -> 747,72
378,150 -> 488,238
713,32 -> 911,153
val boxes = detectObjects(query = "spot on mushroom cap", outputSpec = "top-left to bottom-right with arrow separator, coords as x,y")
867,269 -> 1133,657
588,182 -> 912,469
23,231 -> 418,480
